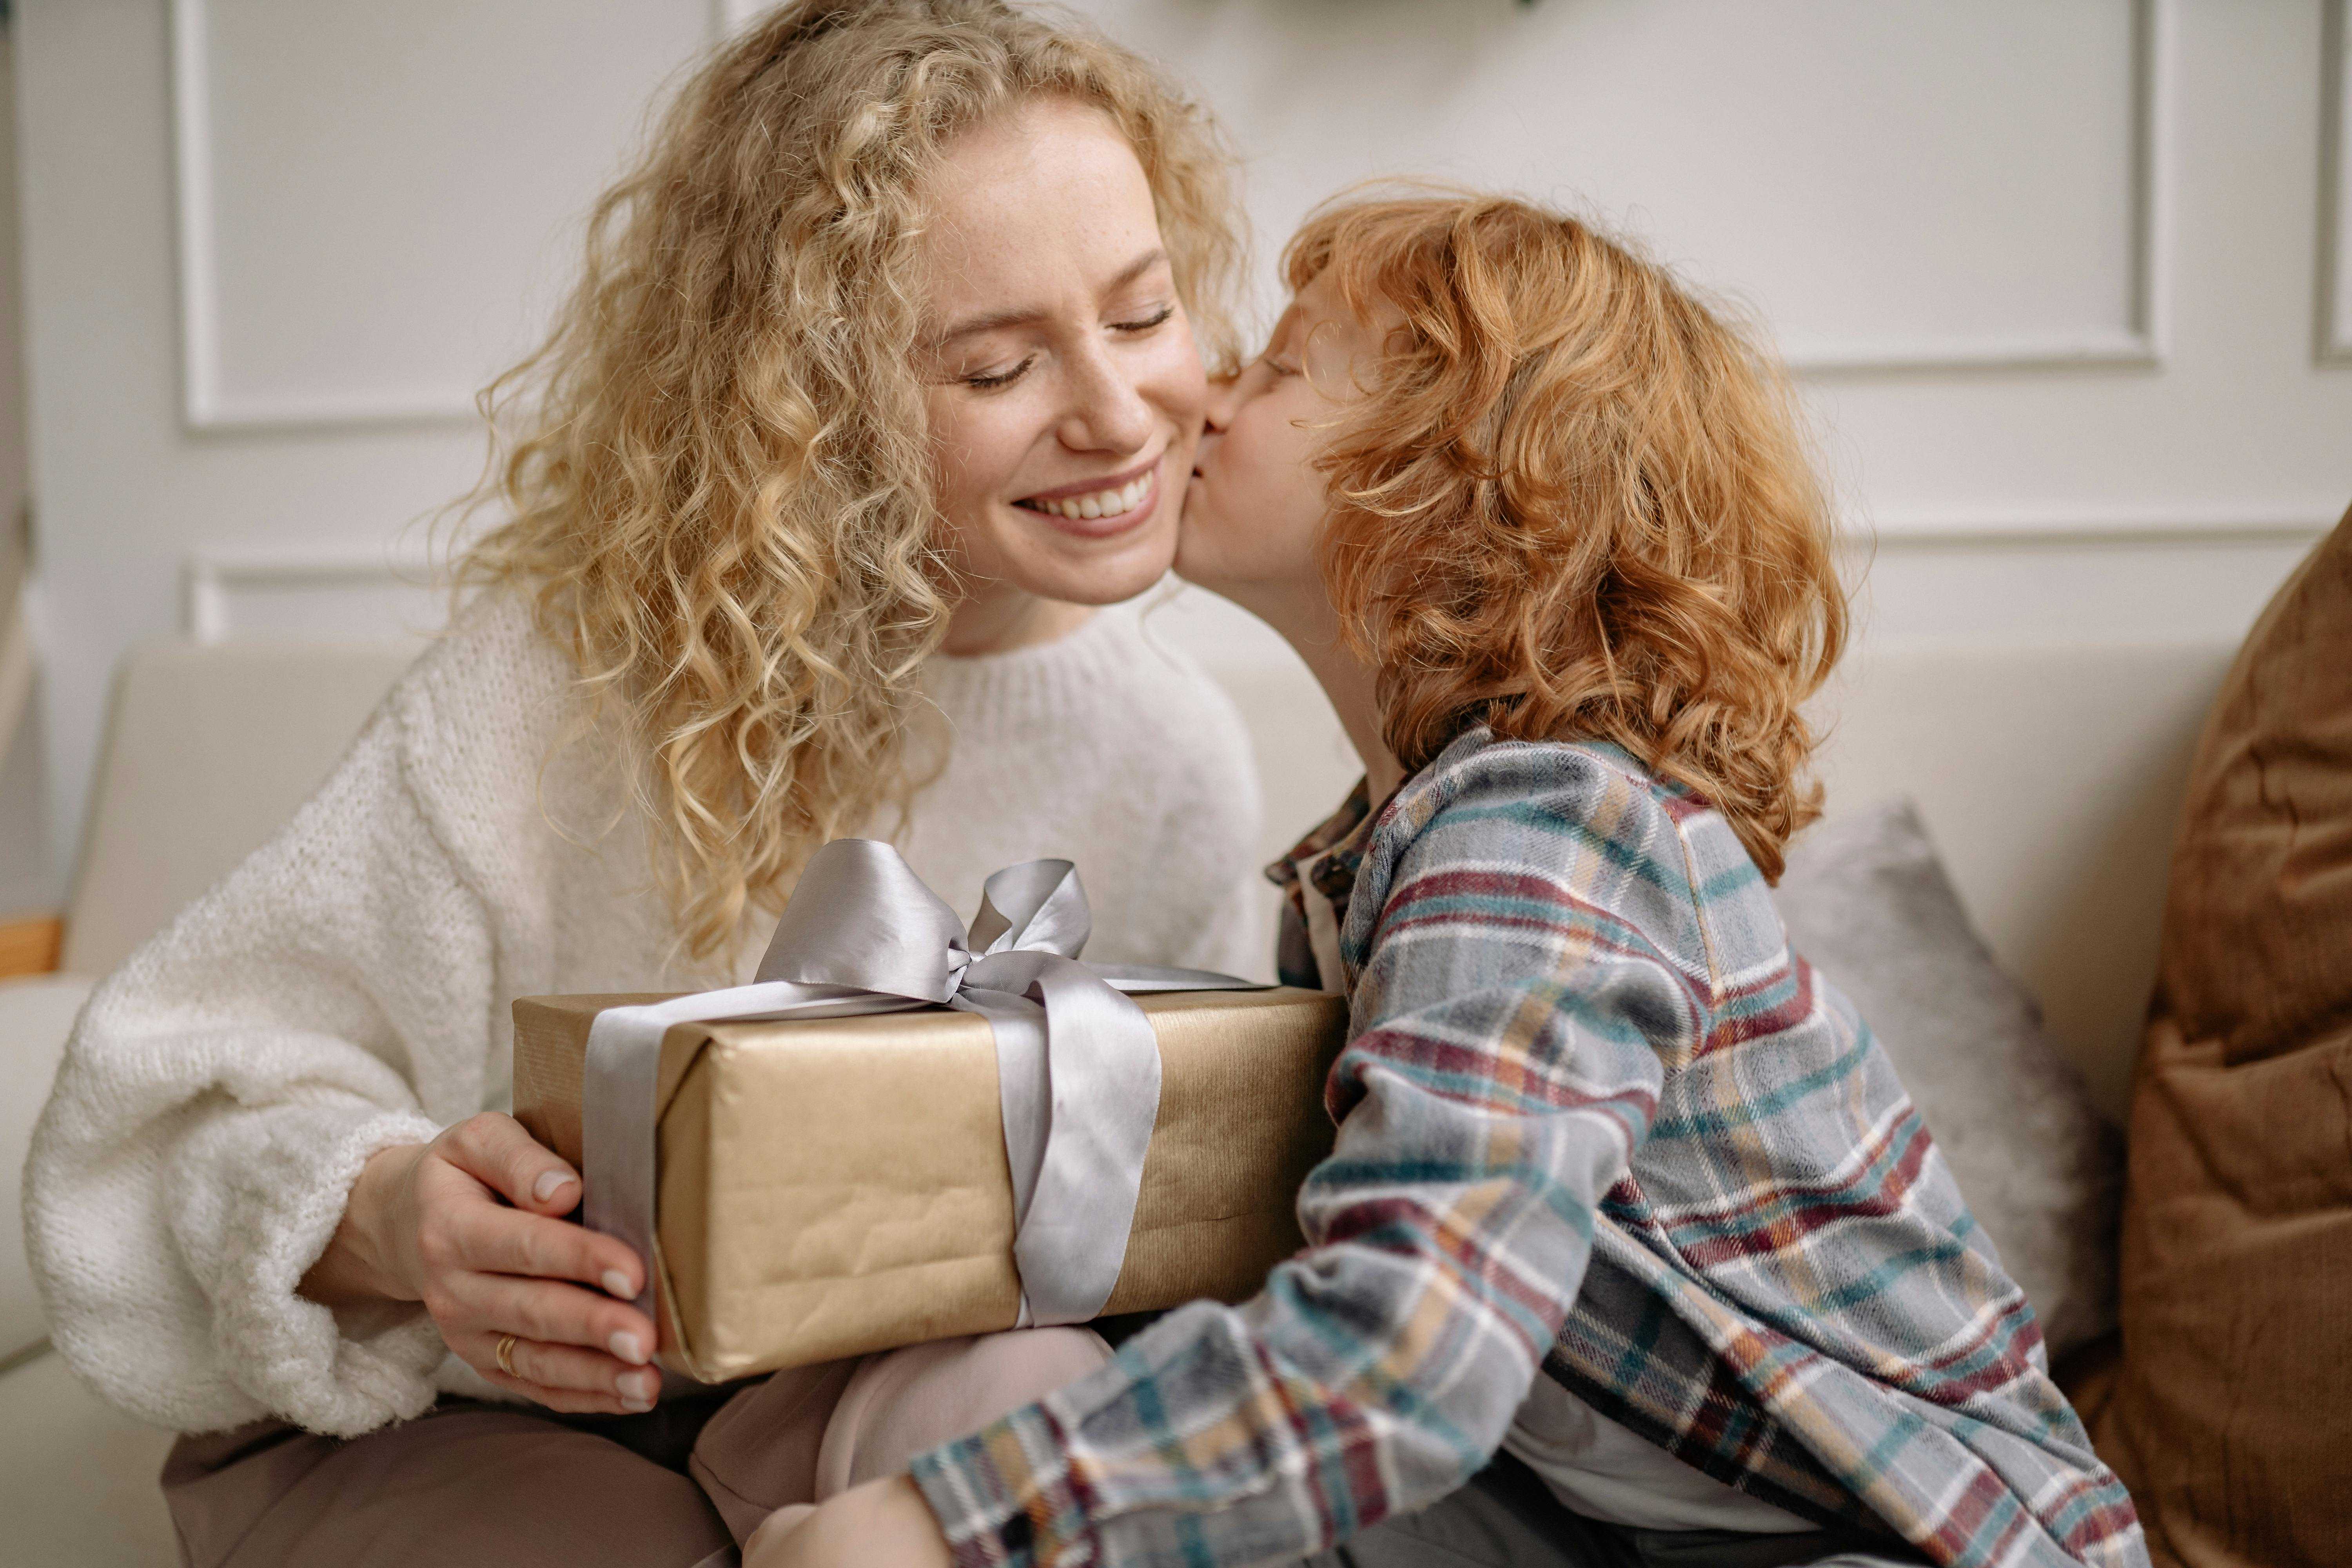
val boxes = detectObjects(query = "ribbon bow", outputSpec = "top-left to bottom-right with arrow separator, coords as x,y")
581,838 -> 1263,1346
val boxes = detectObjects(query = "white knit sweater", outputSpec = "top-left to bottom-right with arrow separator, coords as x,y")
24,591 -> 1265,1438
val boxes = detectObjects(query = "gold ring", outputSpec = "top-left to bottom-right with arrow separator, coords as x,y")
495,1333 -> 519,1378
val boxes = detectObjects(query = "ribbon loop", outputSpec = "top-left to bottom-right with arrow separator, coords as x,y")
969,858 -> 1089,959
580,837 -> 1265,1364
756,837 -> 969,1003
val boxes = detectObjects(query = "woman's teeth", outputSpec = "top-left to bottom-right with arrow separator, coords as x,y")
1027,472 -> 1151,520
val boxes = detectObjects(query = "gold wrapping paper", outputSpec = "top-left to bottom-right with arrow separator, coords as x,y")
512,986 -> 1348,1383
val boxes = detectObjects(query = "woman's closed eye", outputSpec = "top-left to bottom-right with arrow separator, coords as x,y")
957,305 -> 1174,390
962,356 -> 1036,391
1111,303 -> 1176,335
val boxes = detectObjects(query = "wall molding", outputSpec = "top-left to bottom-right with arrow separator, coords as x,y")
1787,0 -> 2167,377
2320,0 -> 2352,365
1855,508 -> 2334,550
182,548 -> 440,642
178,514 -> 2328,646
167,0 -> 740,433
1783,329 -> 2156,378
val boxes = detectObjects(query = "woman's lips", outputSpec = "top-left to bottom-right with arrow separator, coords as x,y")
1016,458 -> 1162,540
1019,454 -> 1160,505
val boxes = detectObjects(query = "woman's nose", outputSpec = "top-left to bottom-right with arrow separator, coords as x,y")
1058,346 -> 1156,455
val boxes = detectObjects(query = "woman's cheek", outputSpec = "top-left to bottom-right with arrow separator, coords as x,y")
933,399 -> 1027,516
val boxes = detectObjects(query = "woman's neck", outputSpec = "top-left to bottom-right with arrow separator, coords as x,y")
940,582 -> 1096,657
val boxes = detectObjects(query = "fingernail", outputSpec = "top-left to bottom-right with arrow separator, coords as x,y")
621,1394 -> 655,1414
601,1269 -> 633,1299
532,1170 -> 576,1203
619,1368 -> 657,1401
609,1330 -> 647,1365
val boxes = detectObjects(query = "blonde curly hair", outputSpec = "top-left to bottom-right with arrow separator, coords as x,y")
1290,194 -> 1846,882
456,0 -> 1243,964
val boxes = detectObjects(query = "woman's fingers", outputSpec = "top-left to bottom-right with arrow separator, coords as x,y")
444,1267 -> 655,1368
438,1111 -> 584,1217
452,1197 -> 644,1305
460,1328 -> 660,1409
398,1113 -> 668,1413
463,1338 -> 651,1416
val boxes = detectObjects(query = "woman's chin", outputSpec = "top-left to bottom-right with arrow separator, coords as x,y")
1015,524 -> 1179,606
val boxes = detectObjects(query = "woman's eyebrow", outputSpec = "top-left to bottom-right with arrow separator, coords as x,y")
931,248 -> 1169,347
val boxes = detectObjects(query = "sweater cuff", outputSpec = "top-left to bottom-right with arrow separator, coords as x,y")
201,1105 -> 448,1436
911,1397 -> 1102,1568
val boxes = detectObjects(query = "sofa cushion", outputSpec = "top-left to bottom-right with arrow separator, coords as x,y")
0,1347 -> 180,1566
2098,508 -> 2352,1568
1773,799 -> 2121,1361
64,640 -> 414,978
1,973 -> 97,1362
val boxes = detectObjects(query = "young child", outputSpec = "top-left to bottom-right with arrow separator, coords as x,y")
760,196 -> 2147,1568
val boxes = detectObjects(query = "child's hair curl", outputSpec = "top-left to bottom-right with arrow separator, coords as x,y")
1288,193 -> 1846,882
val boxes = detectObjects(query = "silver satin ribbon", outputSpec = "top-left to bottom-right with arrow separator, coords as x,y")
579,838 -> 1263,1347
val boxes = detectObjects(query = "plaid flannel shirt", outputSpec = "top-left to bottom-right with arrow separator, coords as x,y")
912,731 -> 2146,1568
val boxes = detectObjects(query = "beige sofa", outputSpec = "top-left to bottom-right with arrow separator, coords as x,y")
0,641 -> 419,1566
0,629 -> 2234,1564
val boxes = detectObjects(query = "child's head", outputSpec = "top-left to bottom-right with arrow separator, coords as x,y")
1181,193 -> 1846,880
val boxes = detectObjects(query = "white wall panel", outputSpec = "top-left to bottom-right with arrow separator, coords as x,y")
1076,0 -> 2154,371
174,0 -> 716,428
15,0 -> 719,896
1071,0 -> 2350,539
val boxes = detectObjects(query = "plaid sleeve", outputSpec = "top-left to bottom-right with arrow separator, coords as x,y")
911,764 -> 1711,1567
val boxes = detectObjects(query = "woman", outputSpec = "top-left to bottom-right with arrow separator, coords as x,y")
25,3 -> 1263,1563
761,196 -> 2145,1567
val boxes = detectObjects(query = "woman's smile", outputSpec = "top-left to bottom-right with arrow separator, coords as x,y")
1013,453 -> 1165,538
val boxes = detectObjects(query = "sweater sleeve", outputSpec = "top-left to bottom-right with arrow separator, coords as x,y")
909,763 -> 1704,1567
24,698 -> 497,1437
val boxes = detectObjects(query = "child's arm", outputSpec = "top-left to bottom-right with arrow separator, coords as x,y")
909,762 -> 1701,1568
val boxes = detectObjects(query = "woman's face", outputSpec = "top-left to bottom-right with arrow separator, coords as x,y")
1175,270 -> 1384,621
917,100 -> 1207,609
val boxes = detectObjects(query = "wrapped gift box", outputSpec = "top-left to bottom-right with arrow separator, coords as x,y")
513,986 -> 1348,1383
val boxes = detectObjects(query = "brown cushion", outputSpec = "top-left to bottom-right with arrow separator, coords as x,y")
2098,507 -> 2352,1568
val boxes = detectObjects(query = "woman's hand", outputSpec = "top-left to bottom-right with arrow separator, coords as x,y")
743,1476 -> 953,1568
299,1112 -> 662,1414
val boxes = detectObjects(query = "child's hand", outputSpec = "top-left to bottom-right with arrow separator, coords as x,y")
743,1476 -> 951,1568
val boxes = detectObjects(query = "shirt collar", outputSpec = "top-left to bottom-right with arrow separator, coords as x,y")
1264,775 -> 1380,923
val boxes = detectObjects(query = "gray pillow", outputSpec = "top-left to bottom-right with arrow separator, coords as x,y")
1771,797 -> 2121,1361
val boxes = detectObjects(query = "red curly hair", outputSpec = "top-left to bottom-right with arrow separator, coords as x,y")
1289,194 -> 1847,882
